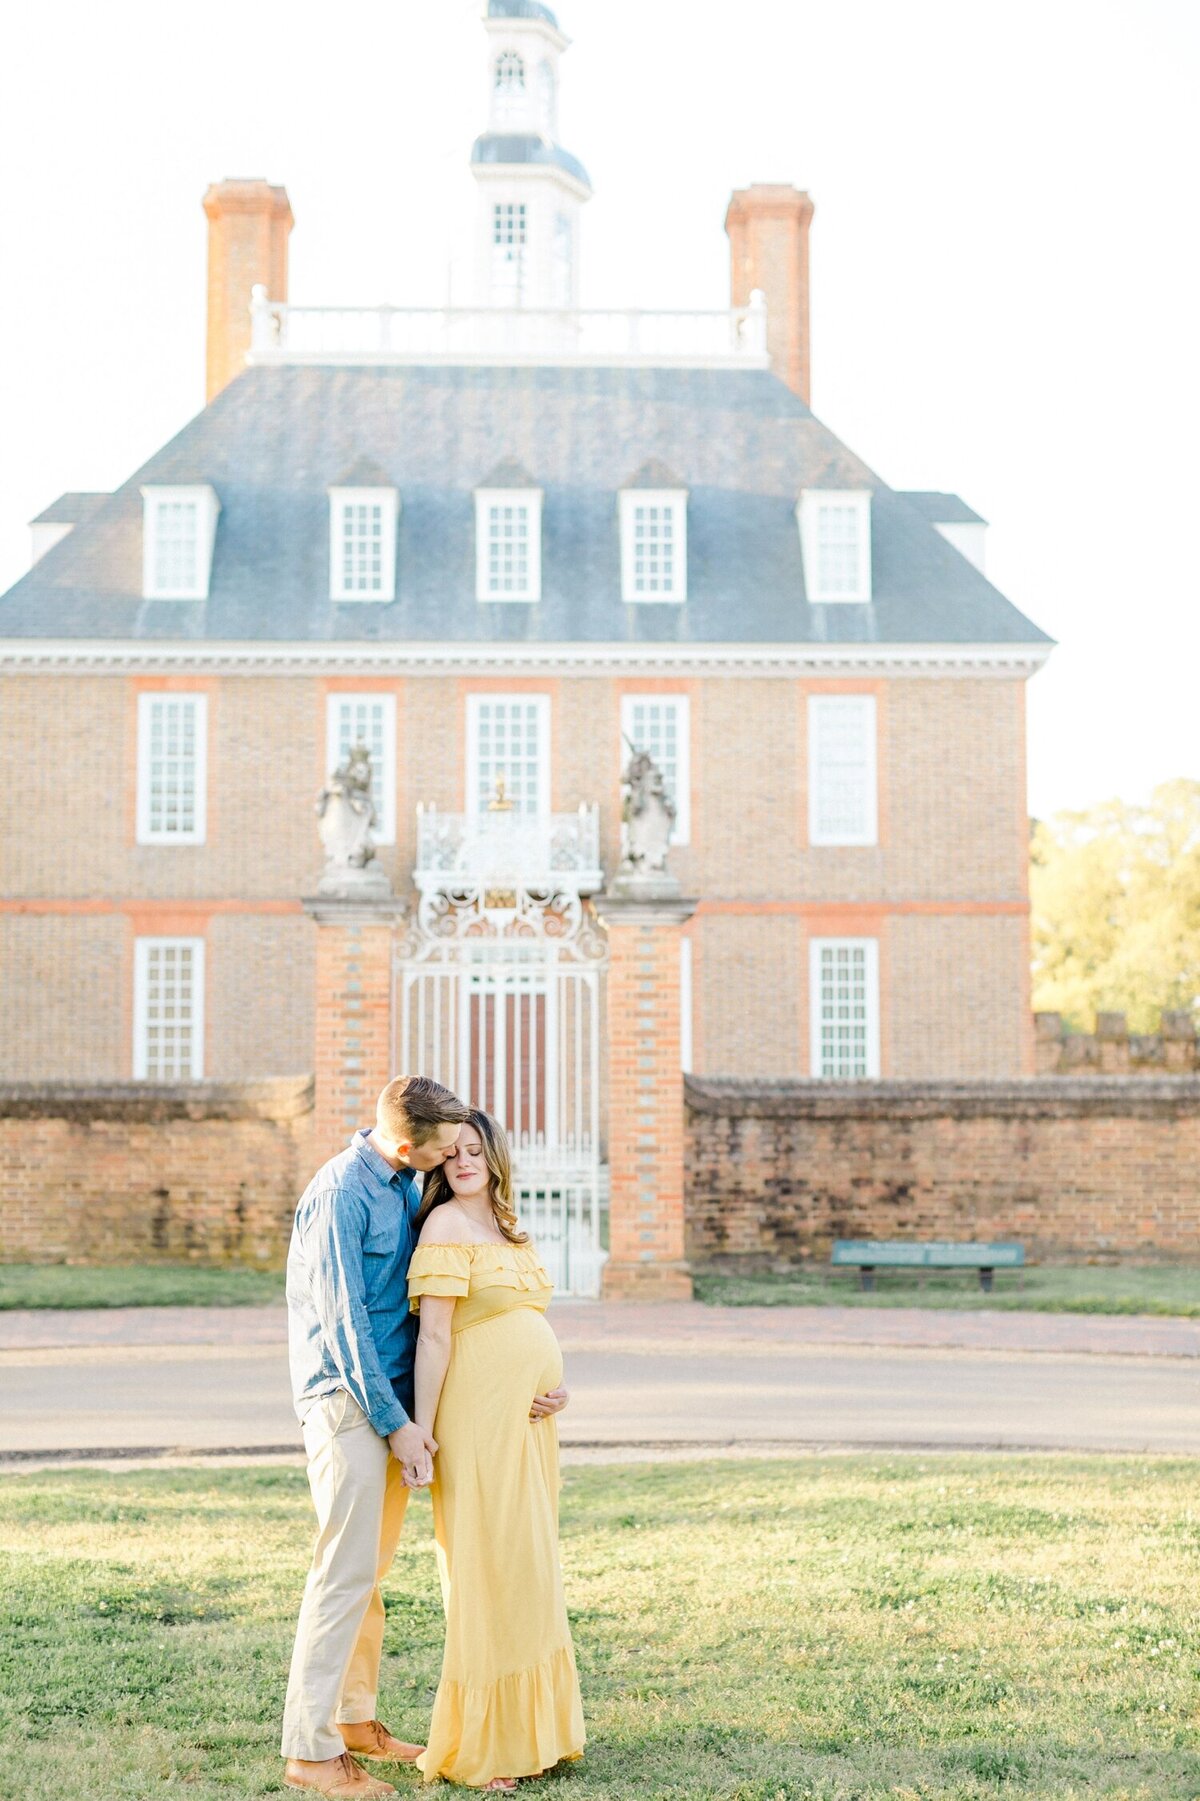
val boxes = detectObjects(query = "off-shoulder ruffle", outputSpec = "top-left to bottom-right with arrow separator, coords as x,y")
408,1241 -> 552,1311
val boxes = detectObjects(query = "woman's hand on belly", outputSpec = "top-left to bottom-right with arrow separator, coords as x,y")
529,1383 -> 570,1422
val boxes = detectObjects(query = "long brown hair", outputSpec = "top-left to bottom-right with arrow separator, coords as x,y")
415,1109 -> 529,1245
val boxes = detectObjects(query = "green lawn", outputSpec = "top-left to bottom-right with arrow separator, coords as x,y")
2,1259 -> 1198,1320
694,1263 -> 1200,1318
1,1457 -> 1197,1799
0,1263 -> 286,1310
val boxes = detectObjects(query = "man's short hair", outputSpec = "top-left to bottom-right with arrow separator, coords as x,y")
377,1076 -> 470,1147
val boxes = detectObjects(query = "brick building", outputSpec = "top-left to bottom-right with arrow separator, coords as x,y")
0,1 -> 1050,1293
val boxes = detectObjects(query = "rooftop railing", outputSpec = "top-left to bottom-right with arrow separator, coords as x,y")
247,287 -> 769,370
414,803 -> 603,894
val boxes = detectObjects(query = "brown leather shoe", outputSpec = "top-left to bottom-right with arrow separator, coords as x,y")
284,1753 -> 397,1797
338,1720 -> 425,1763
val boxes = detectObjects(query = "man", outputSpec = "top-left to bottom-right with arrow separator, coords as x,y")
281,1075 -> 469,1800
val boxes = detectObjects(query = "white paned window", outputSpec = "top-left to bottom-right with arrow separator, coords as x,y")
492,202 -> 526,303
325,693 -> 397,844
467,695 -> 549,816
475,489 -> 543,602
809,938 -> 880,1079
141,485 -> 219,600
329,488 -> 398,602
494,49 -> 525,90
797,489 -> 872,603
808,695 -> 878,847
620,694 -> 691,844
619,490 -> 687,602
136,693 -> 208,845
134,937 -> 205,1080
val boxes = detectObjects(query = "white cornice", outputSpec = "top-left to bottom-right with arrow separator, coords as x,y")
0,640 -> 1054,678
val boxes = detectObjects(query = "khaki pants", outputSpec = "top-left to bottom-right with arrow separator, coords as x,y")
281,1392 -> 410,1762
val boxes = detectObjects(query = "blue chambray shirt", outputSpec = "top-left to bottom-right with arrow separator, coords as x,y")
286,1129 -> 421,1437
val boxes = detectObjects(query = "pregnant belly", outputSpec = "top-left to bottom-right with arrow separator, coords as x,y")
448,1304 -> 563,1405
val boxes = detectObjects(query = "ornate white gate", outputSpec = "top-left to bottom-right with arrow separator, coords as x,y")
395,806 -> 608,1297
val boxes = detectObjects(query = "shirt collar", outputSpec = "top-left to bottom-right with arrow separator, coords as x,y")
352,1128 -> 415,1193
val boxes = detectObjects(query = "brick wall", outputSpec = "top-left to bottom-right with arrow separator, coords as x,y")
685,1074 -> 1200,1264
0,1077 -> 313,1265
0,667 -> 1032,1081
1036,1011 -> 1200,1075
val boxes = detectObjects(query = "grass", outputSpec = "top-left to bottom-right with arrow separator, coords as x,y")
2,1260 -> 1198,1320
1,1456 -> 1198,1799
0,1263 -> 286,1310
693,1263 -> 1200,1318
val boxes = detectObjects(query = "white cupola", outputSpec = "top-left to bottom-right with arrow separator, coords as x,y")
471,0 -> 592,310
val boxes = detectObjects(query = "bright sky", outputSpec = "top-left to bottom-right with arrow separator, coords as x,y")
3,0 -> 1197,822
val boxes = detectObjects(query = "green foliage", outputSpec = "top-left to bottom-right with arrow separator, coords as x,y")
695,1263 -> 1200,1317
0,1263 -> 286,1310
1031,778 -> 1200,1031
1,1457 -> 1199,1797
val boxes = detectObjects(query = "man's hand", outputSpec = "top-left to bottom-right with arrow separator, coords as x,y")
529,1384 -> 570,1422
389,1421 -> 437,1487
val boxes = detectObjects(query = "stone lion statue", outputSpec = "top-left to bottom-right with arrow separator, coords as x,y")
619,741 -> 676,875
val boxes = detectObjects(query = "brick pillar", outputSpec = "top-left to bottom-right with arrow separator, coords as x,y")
202,178 -> 293,402
594,891 -> 697,1300
304,899 -> 405,1164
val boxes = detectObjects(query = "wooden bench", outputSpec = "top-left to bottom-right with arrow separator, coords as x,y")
831,1239 -> 1025,1293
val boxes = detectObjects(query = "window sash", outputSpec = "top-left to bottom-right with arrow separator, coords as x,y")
340,503 -> 384,594
152,501 -> 200,594
632,504 -> 677,595
325,694 -> 396,845
809,938 -> 880,1080
133,937 -> 205,1080
475,490 -> 541,601
620,694 -> 691,844
467,695 -> 550,817
619,490 -> 688,603
807,695 -> 877,847
136,693 -> 207,844
799,490 -> 872,603
815,504 -> 863,597
329,491 -> 396,602
487,503 -> 530,595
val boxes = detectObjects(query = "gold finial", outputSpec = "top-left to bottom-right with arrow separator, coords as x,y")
487,773 -> 515,812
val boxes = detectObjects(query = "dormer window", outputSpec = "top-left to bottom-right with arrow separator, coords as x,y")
798,489 -> 872,603
328,478 -> 398,602
619,468 -> 688,603
141,485 -> 219,600
475,463 -> 542,602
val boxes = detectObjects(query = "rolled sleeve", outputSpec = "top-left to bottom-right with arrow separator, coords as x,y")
297,1186 -> 409,1437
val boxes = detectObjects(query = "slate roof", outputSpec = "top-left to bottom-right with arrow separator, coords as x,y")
488,0 -> 560,23
0,362 -> 1051,649
471,133 -> 591,191
901,490 -> 986,526
30,492 -> 109,526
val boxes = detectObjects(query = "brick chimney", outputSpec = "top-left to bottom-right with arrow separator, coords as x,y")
202,179 -> 293,402
724,183 -> 815,404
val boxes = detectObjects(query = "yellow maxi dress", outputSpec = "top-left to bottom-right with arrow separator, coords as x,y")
407,1240 -> 585,1787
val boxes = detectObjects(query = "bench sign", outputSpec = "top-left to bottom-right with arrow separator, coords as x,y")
831,1240 -> 1025,1269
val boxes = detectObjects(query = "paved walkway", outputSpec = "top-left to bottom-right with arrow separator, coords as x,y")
3,1299 -> 1197,1358
1,1301 -> 1197,1461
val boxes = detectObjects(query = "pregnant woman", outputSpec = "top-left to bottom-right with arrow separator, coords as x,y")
407,1110 -> 585,1790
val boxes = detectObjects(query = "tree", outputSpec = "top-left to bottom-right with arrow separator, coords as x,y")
1030,780 -> 1200,1031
